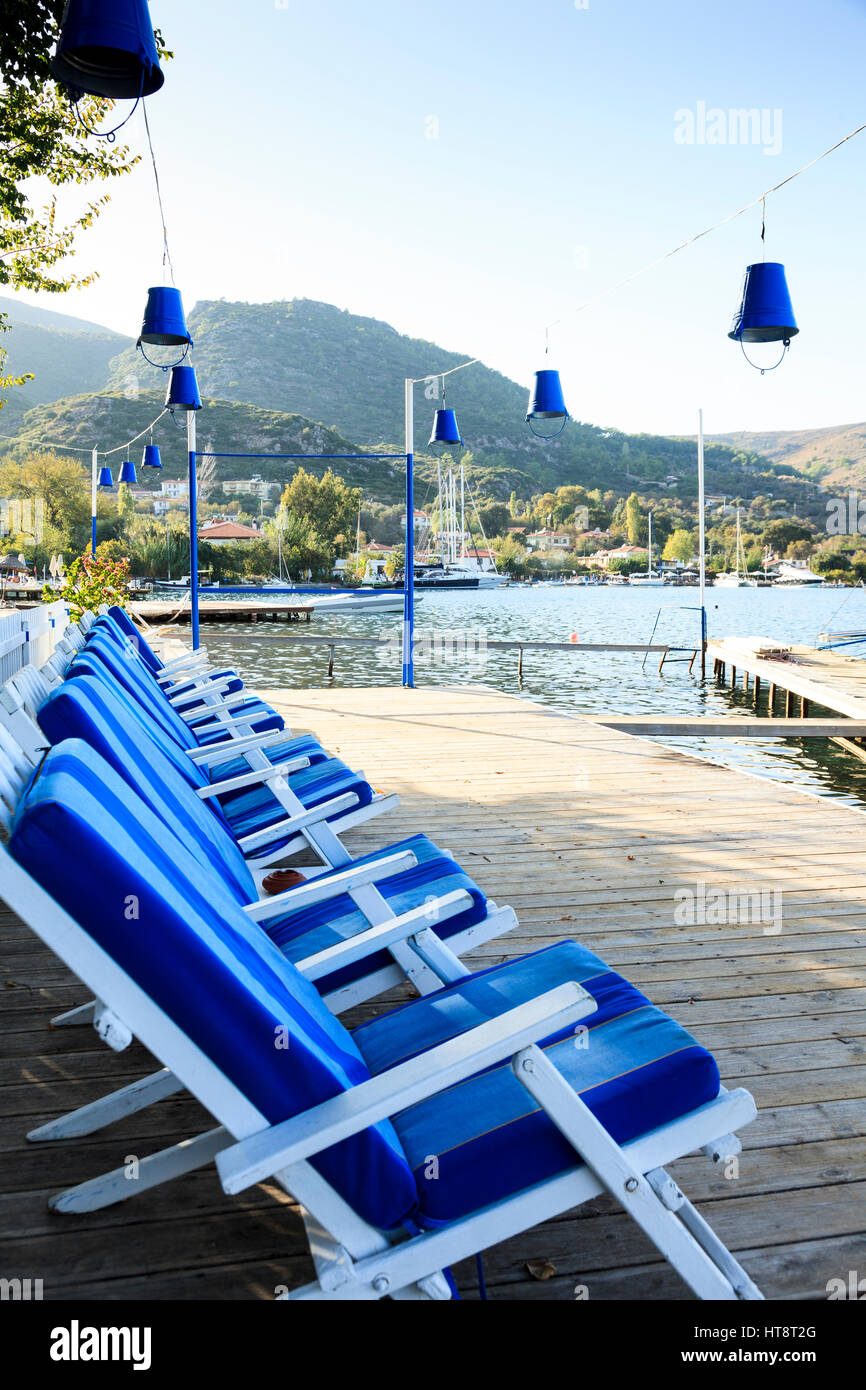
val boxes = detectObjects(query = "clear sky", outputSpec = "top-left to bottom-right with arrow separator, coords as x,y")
8,0 -> 866,437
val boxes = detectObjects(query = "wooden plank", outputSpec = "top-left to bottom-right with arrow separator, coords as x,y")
588,716 -> 866,736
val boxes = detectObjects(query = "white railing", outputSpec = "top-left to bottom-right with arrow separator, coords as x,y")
0,602 -> 70,683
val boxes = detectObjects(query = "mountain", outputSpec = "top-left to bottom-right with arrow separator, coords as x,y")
0,296 -> 132,429
0,294 -> 832,516
2,390 -> 405,502
100,297 -> 828,510
0,296 -> 126,337
711,423 -> 866,490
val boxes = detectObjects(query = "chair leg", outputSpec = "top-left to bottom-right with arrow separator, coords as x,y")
51,1000 -> 97,1028
28,1069 -> 184,1141
513,1045 -> 761,1301
49,1127 -> 229,1213
651,1173 -> 762,1300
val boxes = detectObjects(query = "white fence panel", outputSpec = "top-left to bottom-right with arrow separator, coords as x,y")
0,602 -> 71,680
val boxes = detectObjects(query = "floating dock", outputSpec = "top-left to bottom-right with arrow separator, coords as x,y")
129,600 -> 313,625
2,685 -> 864,1300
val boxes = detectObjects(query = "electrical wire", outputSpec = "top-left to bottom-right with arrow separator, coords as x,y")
544,119 -> 866,334
0,407 -> 169,458
143,101 -> 175,286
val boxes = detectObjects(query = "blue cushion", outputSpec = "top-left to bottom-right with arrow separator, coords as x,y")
353,942 -> 721,1223
38,677 -> 260,902
98,609 -> 163,673
10,742 -> 419,1232
75,634 -> 285,741
266,835 -> 487,993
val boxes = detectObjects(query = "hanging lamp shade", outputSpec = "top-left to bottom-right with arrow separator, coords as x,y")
51,0 -> 164,100
165,364 -> 202,411
526,369 -> 569,423
428,408 -> 462,447
728,262 -> 798,343
97,466 -> 114,488
138,287 -> 191,348
141,444 -> 162,469
118,459 -> 137,484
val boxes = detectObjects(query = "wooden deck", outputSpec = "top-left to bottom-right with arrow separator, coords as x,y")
2,684 -> 865,1300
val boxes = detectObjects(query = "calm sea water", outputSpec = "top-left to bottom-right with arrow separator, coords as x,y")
194,584 -> 866,807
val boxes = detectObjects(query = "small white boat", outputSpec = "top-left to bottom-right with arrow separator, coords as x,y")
307,592 -> 420,615
629,512 -> 666,586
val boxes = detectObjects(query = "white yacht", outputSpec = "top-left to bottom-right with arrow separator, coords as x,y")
772,560 -> 824,587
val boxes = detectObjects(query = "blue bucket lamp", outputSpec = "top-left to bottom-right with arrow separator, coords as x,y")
526,368 -> 569,438
428,377 -> 462,447
138,287 -> 193,368
97,465 -> 114,488
165,364 -> 202,411
428,408 -> 462,447
729,261 -> 798,371
118,457 -> 137,484
51,0 -> 164,99
141,443 -> 162,469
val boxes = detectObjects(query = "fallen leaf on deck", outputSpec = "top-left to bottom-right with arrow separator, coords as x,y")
525,1259 -> 557,1281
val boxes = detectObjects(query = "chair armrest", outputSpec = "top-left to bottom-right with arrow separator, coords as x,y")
184,729 -> 288,765
196,757 -> 310,798
237,791 -> 359,853
216,982 -> 597,1194
165,675 -> 235,703
178,692 -> 261,724
243,848 -> 418,921
295,888 -> 473,981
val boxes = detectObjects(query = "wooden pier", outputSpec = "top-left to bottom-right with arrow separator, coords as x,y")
707,636 -> 866,720
2,685 -> 865,1300
129,600 -> 313,625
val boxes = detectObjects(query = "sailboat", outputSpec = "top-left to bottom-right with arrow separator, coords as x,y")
629,512 -> 666,586
421,464 -> 504,589
715,508 -> 758,587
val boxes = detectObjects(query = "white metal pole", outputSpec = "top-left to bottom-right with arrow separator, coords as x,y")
402,377 -> 415,687
698,408 -> 707,677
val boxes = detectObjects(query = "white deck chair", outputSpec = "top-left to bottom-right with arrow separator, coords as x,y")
1,792 -> 763,1300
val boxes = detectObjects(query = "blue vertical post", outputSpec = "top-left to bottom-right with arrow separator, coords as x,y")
188,411 -> 200,650
402,379 -> 415,687
91,447 -> 98,556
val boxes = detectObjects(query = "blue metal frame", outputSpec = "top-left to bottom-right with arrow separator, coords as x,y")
187,450 -> 413,677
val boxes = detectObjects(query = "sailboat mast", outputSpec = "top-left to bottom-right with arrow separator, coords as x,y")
648,513 -> 653,577
436,458 -> 444,559
460,463 -> 466,561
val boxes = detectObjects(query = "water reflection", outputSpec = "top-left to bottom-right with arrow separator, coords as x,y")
194,585 -> 866,808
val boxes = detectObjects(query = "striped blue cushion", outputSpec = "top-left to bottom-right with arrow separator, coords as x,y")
10,744 -> 419,1232
354,942 -> 721,1222
48,667 -> 357,840
267,836 -> 487,992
